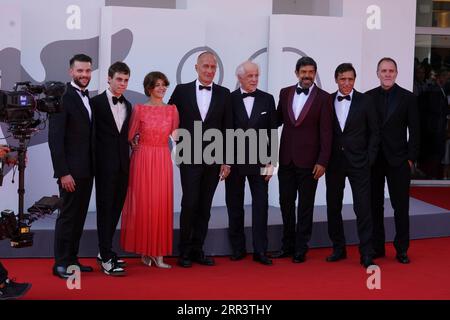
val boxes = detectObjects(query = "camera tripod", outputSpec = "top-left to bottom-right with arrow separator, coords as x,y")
7,128 -> 38,247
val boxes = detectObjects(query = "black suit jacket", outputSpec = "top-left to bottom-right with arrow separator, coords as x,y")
229,88 -> 278,175
365,84 -> 420,166
90,91 -> 132,177
48,83 -> 95,179
168,80 -> 232,165
328,90 -> 380,170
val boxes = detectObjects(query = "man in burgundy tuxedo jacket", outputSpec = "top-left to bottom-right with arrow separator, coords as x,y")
272,57 -> 333,263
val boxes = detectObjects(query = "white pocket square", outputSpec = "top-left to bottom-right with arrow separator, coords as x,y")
261,111 -> 267,115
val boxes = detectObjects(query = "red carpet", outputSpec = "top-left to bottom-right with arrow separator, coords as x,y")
2,237 -> 450,300
410,186 -> 450,210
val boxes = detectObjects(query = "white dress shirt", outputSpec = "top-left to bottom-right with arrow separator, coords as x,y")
334,89 -> 353,131
292,83 -> 314,120
106,88 -> 127,132
195,79 -> 212,121
71,81 -> 92,121
240,88 -> 255,118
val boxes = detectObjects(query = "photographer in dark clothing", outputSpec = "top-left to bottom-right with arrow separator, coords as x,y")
0,145 -> 32,300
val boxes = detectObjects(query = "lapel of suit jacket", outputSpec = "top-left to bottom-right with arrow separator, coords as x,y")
204,83 -> 218,123
331,92 -> 343,134
121,98 -> 132,134
384,84 -> 402,125
99,91 -> 120,133
286,85 -> 297,125
343,90 -> 359,133
68,84 -> 91,124
189,81 -> 203,121
248,90 -> 262,128
296,85 -> 318,127
234,90 -> 250,127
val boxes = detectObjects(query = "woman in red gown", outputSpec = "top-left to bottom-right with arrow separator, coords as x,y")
121,71 -> 179,268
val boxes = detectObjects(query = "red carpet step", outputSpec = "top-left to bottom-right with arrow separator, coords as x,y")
410,186 -> 450,210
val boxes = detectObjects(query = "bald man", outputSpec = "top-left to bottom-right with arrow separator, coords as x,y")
169,51 -> 232,268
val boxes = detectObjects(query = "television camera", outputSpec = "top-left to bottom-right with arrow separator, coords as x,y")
0,81 -> 65,138
0,81 -> 66,248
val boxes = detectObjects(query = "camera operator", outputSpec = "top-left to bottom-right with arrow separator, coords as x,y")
48,54 -> 95,279
0,145 -> 32,300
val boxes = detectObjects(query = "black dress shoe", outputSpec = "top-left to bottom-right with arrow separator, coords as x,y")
270,250 -> 293,259
292,253 -> 306,263
74,262 -> 93,272
326,250 -> 347,262
192,254 -> 215,266
230,251 -> 247,261
396,253 -> 410,264
253,254 -> 273,265
373,251 -> 386,259
360,255 -> 376,268
177,256 -> 192,268
52,265 -> 72,279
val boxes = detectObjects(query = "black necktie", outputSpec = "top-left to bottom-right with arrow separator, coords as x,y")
76,88 -> 89,98
337,95 -> 351,102
242,92 -> 256,98
112,96 -> 125,105
199,85 -> 212,91
296,87 -> 309,95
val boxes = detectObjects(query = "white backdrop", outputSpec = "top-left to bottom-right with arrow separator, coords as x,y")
0,0 -> 416,213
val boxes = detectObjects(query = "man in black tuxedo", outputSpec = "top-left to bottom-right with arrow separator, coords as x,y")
366,57 -> 420,264
225,61 -> 277,265
325,63 -> 379,268
90,62 -> 131,276
48,54 -> 95,278
169,51 -> 232,267
272,57 -> 333,263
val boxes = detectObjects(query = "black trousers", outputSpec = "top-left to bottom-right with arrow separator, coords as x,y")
179,164 -> 220,257
278,163 -> 318,254
0,261 -> 8,284
96,171 -> 128,262
371,154 -> 411,254
325,156 -> 373,256
54,177 -> 93,267
225,170 -> 269,255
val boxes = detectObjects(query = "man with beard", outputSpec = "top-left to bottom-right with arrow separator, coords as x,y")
49,54 -> 95,278
272,56 -> 333,263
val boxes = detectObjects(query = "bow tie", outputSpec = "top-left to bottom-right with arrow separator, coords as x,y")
296,87 -> 309,95
75,87 -> 89,98
337,95 -> 351,102
199,85 -> 212,91
242,91 -> 256,98
112,96 -> 125,105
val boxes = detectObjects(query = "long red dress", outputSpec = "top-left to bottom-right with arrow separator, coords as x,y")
120,104 -> 179,256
